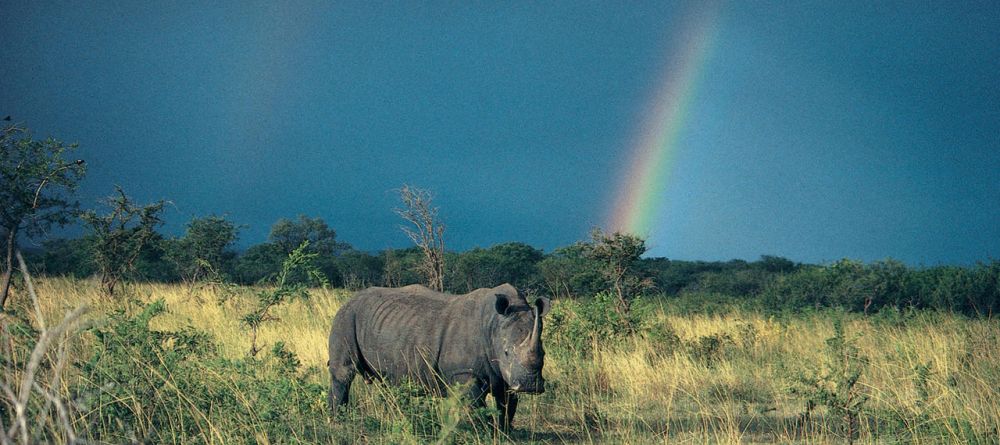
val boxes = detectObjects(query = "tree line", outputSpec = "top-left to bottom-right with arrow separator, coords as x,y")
3,119 -> 999,317
21,218 -> 1000,317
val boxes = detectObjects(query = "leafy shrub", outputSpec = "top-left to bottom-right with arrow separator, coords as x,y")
81,299 -> 214,442
243,241 -> 328,356
685,332 -> 734,368
644,318 -> 682,358
79,299 -> 331,444
447,242 -> 544,294
791,318 -> 869,444
547,292 -> 648,355
689,269 -> 772,298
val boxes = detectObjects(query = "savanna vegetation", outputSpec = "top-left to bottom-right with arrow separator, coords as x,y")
2,121 -> 999,443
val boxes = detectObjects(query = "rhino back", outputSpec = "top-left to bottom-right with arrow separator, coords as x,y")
347,286 -> 495,387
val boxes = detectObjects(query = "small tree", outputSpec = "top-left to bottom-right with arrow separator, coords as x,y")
242,241 -> 328,357
796,318 -> 869,444
267,215 -> 345,285
268,215 -> 345,256
584,228 -> 651,315
0,121 -> 86,309
395,185 -> 446,291
80,187 -> 165,297
166,215 -> 239,287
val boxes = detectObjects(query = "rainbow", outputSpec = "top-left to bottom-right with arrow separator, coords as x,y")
606,4 -> 721,236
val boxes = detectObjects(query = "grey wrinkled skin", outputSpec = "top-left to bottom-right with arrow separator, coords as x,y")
328,283 -> 551,430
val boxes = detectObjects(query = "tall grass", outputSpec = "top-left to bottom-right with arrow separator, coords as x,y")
4,277 -> 998,444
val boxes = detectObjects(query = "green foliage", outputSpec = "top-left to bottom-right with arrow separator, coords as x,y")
334,249 -> 384,290
760,258 -> 1000,316
269,215 -> 345,257
547,292 -> 650,355
165,215 -> 239,285
131,231 -> 181,283
448,242 -> 544,293
258,215 -> 346,286
793,318 -> 869,444
686,332 -> 734,368
648,256 -> 797,298
79,186 -> 165,297
689,268 -> 772,298
583,229 -> 651,314
381,247 -> 426,287
81,299 -> 212,440
660,291 -> 750,316
0,122 -> 87,239
755,255 -> 798,273
234,242 -> 285,284
1,121 -> 87,308
79,299 -> 331,444
537,243 -> 604,299
18,206 -> 1000,318
243,241 -> 328,357
643,318 -> 683,358
36,237 -> 97,278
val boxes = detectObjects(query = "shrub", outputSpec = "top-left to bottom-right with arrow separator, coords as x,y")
685,332 -> 734,368
547,292 -> 662,356
79,298 -> 332,444
791,318 -> 869,444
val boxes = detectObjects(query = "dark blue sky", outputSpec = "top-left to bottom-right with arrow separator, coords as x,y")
2,1 -> 998,265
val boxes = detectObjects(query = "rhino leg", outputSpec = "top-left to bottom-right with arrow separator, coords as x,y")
468,378 -> 489,408
328,372 -> 353,412
328,351 -> 356,413
328,318 -> 361,414
491,385 -> 519,431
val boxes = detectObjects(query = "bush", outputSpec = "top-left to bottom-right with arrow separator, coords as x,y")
547,292 -> 659,356
686,332 -> 734,368
79,299 -> 331,444
660,291 -> 750,316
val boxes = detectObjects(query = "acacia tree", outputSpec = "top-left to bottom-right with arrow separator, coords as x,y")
0,121 -> 86,309
584,228 -> 652,315
80,187 -> 165,297
395,185 -> 446,291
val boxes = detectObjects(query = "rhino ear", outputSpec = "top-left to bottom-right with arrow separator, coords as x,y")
494,294 -> 511,315
534,297 -> 551,317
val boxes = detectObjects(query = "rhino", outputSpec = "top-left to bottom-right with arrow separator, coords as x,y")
327,283 -> 550,430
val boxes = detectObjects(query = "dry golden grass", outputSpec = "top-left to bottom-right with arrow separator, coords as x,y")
11,277 -> 1000,444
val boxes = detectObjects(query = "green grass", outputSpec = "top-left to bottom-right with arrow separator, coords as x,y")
2,277 -> 998,444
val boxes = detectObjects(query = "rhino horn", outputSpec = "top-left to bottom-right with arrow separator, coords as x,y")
528,304 -> 542,347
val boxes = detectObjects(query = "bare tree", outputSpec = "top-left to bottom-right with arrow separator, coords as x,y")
394,185 -> 446,291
